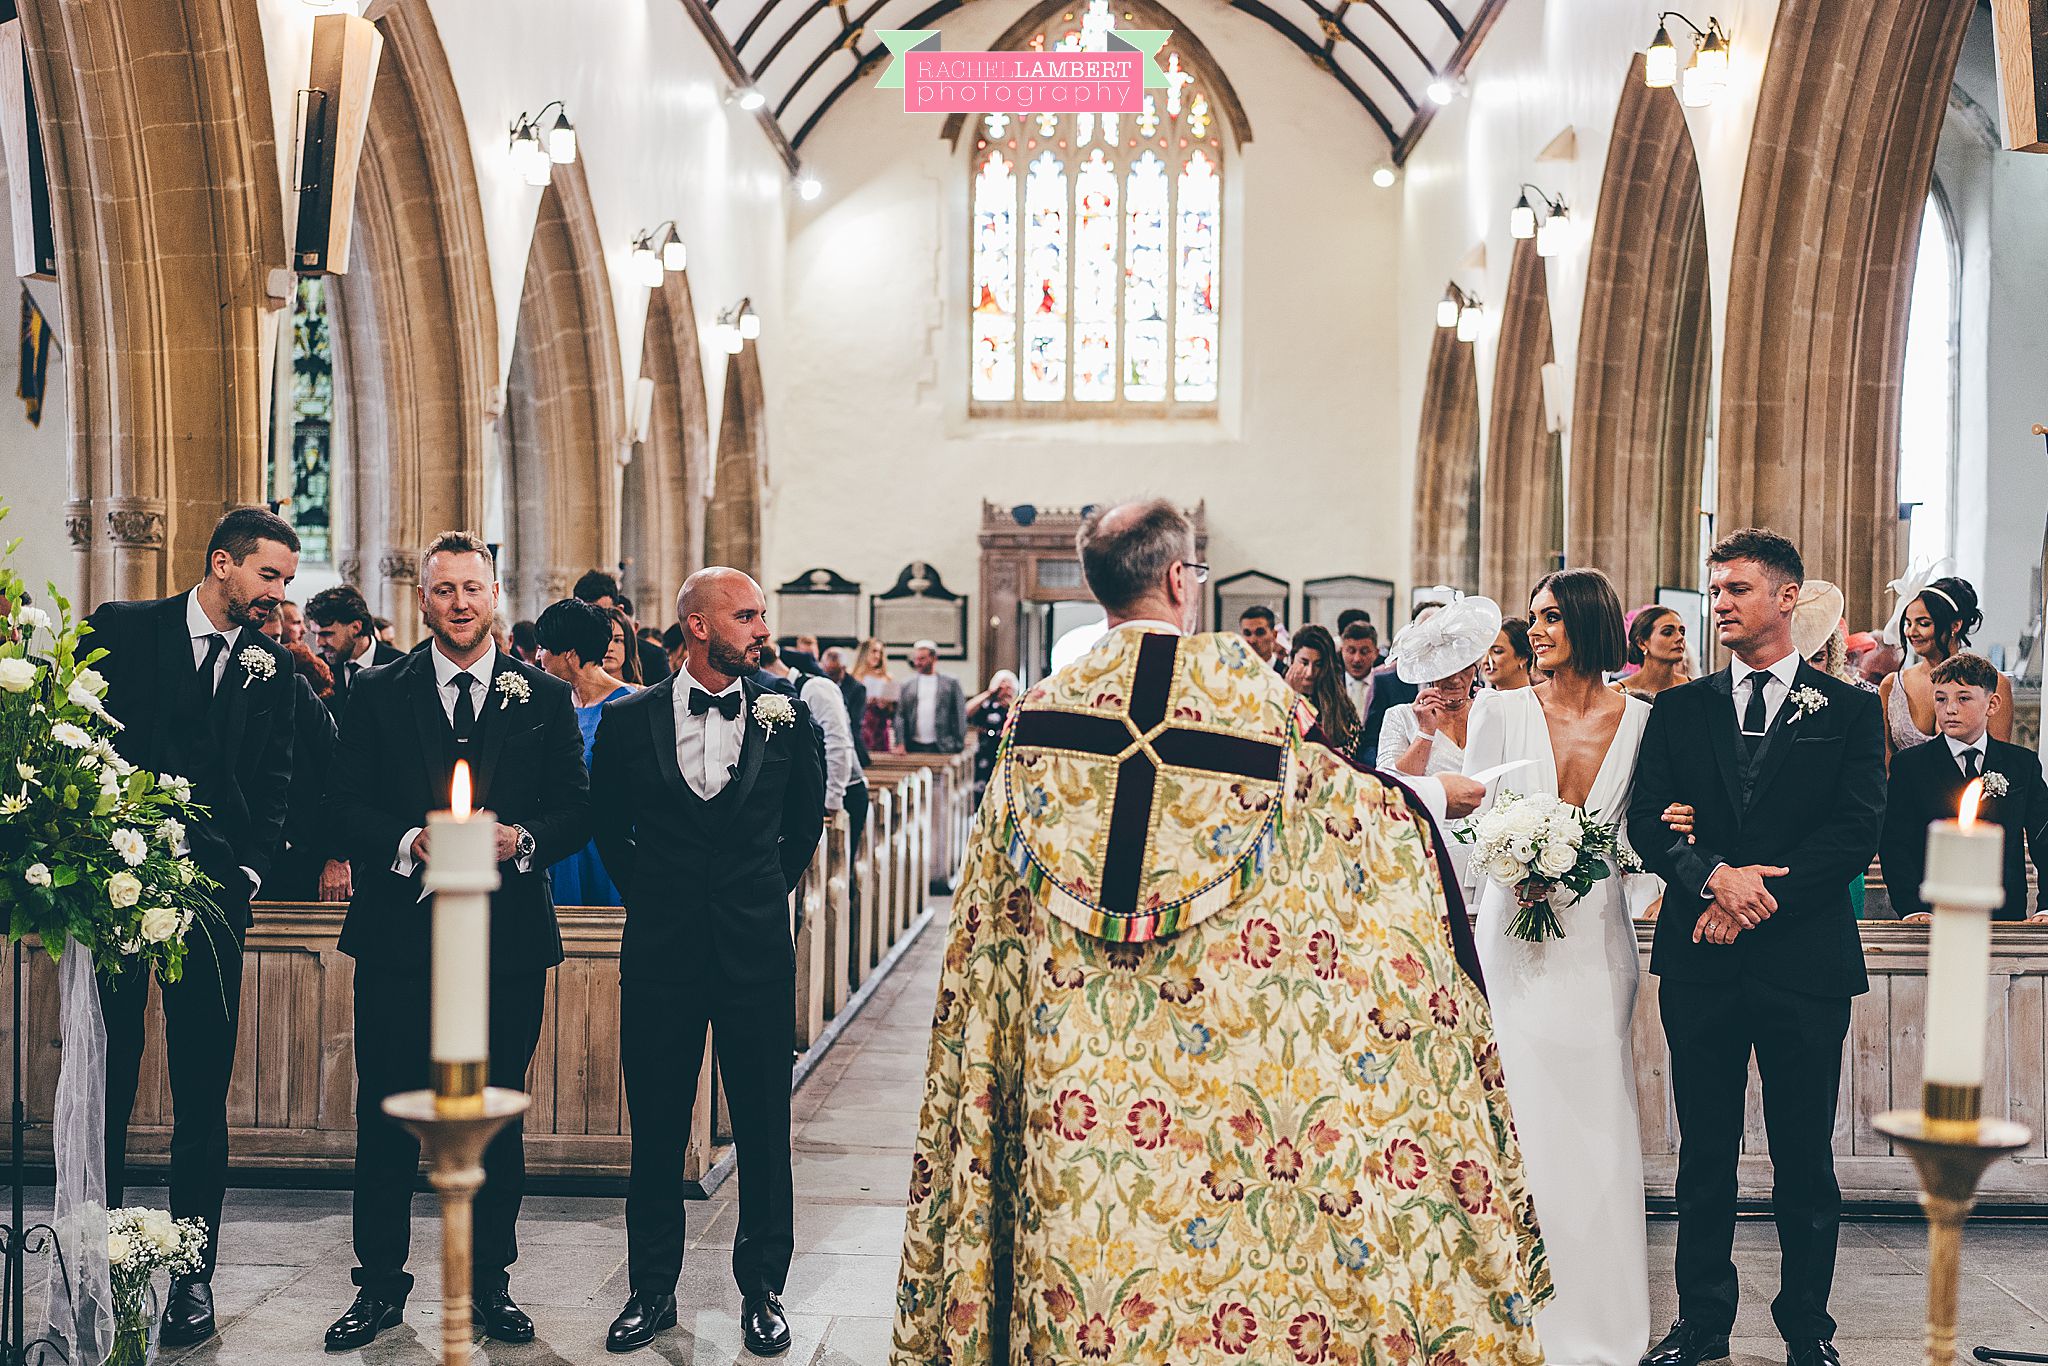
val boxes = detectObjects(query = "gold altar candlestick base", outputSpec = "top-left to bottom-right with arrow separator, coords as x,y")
1872,1110 -> 2031,1366
383,1087 -> 531,1366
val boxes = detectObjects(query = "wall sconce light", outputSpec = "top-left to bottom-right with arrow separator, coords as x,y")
508,101 -> 576,186
795,173 -> 822,202
1456,296 -> 1484,342
1436,283 -> 1466,330
729,85 -> 768,112
1371,161 -> 1398,189
713,302 -> 758,353
632,222 -> 687,288
1510,184 -> 1570,256
1645,13 -> 1730,106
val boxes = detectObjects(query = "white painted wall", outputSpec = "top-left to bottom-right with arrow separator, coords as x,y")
777,0 -> 1405,683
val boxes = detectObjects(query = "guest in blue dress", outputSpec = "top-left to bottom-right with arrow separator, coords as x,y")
535,597 -> 636,906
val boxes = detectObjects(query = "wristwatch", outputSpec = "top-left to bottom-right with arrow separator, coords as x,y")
512,825 -> 536,864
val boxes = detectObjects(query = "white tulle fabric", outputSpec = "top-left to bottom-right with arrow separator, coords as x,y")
46,938 -> 114,1366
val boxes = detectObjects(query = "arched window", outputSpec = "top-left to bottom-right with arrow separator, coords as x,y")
969,0 -> 1224,417
1899,188 -> 1958,565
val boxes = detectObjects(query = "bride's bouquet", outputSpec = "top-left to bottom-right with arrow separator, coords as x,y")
1464,790 -> 1641,942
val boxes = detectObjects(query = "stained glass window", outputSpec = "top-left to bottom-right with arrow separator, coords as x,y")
968,0 -> 1226,416
268,277 -> 335,563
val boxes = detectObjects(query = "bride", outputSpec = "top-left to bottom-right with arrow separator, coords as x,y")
1461,568 -> 1655,1366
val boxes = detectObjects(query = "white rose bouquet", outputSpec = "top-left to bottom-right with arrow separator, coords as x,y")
0,504 -> 219,981
105,1205 -> 208,1365
1461,789 -> 1641,942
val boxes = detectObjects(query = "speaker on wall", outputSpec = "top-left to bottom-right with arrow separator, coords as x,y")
0,19 -> 57,280
292,11 -> 383,275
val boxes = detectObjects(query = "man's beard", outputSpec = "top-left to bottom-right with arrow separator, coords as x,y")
429,610 -> 489,654
707,634 -> 759,677
226,585 -> 280,630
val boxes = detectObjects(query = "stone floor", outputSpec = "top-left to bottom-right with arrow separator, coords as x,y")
16,915 -> 2048,1363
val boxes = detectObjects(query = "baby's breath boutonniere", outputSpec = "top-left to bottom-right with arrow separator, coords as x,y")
236,645 -> 276,689
1788,685 -> 1828,723
494,672 -> 532,710
1981,771 -> 2010,799
753,692 -> 797,739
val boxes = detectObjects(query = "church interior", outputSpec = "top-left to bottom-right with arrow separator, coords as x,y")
3,0 -> 2048,1361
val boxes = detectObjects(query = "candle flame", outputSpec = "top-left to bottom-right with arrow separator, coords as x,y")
451,759 -> 472,819
1960,777 -> 1983,830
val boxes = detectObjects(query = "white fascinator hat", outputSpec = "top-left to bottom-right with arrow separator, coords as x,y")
1394,595 -> 1503,685
1790,580 -> 1845,661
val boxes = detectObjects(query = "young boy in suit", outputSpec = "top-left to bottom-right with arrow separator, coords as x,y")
1879,651 -> 2048,923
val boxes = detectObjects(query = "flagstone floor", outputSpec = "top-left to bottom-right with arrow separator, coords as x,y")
17,909 -> 2048,1364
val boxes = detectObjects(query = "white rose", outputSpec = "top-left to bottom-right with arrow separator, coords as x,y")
1489,853 -> 1526,885
1510,836 -> 1536,864
138,1208 -> 178,1254
1537,841 -> 1577,877
0,657 -> 37,693
1546,811 -> 1580,844
106,1231 -> 134,1265
24,863 -> 51,888
50,722 -> 91,748
67,673 -> 110,718
12,606 -> 50,634
71,666 -> 107,697
139,905 -> 182,945
107,872 -> 142,908
110,828 -> 148,866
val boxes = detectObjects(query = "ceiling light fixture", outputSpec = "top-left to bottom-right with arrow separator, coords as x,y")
795,173 -> 822,202
729,85 -> 768,112
1371,162 -> 1398,189
1644,13 -> 1731,105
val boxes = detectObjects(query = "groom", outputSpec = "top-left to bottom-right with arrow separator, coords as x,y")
590,567 -> 824,1355
1627,529 -> 1884,1366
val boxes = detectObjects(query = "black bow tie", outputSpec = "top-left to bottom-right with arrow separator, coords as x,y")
689,687 -> 742,720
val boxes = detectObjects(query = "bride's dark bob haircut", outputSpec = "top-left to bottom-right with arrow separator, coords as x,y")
1530,568 -> 1627,678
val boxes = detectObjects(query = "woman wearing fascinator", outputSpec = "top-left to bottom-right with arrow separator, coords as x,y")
1376,597 -> 1500,892
1877,564 -> 2012,761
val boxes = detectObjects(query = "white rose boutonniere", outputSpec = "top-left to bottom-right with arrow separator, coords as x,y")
494,672 -> 531,710
237,645 -> 276,689
1981,771 -> 2011,799
753,692 -> 797,740
1788,685 -> 1828,723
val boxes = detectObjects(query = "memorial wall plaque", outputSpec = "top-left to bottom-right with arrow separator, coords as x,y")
1304,574 -> 1395,633
872,561 -> 968,658
1213,569 -> 1290,632
774,567 -> 861,647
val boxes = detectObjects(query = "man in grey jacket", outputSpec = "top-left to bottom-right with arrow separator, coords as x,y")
893,639 -> 965,753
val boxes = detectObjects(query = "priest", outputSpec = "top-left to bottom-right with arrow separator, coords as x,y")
890,499 -> 1549,1365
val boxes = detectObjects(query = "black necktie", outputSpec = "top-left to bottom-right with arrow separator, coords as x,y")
451,673 -> 477,745
1960,748 -> 1981,780
689,688 -> 742,720
1741,672 -> 1770,758
198,633 -> 228,700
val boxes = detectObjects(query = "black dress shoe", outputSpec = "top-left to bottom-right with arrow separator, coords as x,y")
160,1280 -> 217,1348
743,1292 -> 792,1357
473,1290 -> 535,1344
1640,1318 -> 1732,1366
1787,1339 -> 1842,1366
325,1291 -> 404,1351
606,1292 -> 677,1353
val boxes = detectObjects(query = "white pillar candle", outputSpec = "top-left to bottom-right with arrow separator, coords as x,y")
1920,781 -> 2003,1094
424,760 -> 499,1068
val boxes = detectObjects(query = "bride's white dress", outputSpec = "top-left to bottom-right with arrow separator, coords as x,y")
1462,687 -> 1655,1366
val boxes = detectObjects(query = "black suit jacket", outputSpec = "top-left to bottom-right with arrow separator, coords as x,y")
589,675 -> 826,985
85,594 -> 297,925
1879,736 -> 2048,921
326,647 -> 591,976
326,639 -> 404,719
1627,661 -> 1885,998
277,672 -> 339,872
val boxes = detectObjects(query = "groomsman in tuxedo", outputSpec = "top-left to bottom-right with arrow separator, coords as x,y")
306,583 -> 401,720
322,532 -> 590,1350
590,567 -> 825,1356
1628,529 -> 1884,1366
85,507 -> 301,1346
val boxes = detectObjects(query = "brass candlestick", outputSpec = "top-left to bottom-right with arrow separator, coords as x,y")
1872,1110 -> 2031,1366
382,1087 -> 531,1366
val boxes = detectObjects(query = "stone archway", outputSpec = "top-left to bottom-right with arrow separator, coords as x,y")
1411,322 -> 1482,594
1568,59 -> 1712,609
1717,0 -> 1972,627
704,340 -> 765,580
332,0 -> 498,633
20,0 -> 285,601
1479,238 -> 1559,607
621,273 -> 710,619
500,161 -> 626,618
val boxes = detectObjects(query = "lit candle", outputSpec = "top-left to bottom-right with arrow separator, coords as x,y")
1919,778 -> 2003,1139
425,760 -> 498,1114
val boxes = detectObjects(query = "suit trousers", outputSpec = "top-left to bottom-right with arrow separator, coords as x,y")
622,970 -> 796,1297
1660,974 -> 1852,1340
349,968 -> 547,1302
100,909 -> 247,1281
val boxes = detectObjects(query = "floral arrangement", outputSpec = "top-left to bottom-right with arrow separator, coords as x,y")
106,1206 -> 208,1366
0,505 -> 219,980
1461,790 -> 1641,942
753,691 -> 796,739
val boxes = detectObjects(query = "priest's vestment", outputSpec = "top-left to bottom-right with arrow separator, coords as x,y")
891,628 -> 1552,1365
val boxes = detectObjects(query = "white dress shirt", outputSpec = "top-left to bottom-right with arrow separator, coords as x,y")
1730,649 -> 1802,734
186,590 -> 260,896
801,673 -> 855,812
395,643 -> 529,880
1344,669 -> 1372,717
1945,732 -> 1990,777
338,632 -> 378,689
676,672 -> 746,800
908,672 -> 940,744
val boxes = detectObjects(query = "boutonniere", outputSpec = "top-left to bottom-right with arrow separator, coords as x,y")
1788,685 -> 1828,723
236,645 -> 276,689
493,672 -> 531,710
1981,771 -> 2010,798
753,692 -> 797,739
